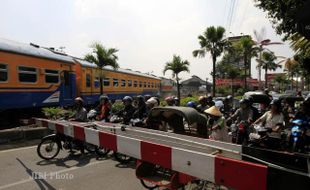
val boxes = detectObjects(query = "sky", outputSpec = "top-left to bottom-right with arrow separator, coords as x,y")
0,0 -> 294,82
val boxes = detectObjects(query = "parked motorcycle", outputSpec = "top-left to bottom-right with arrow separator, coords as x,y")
230,120 -> 250,145
37,133 -> 98,160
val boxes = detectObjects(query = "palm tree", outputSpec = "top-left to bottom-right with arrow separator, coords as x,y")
278,57 -> 299,90
253,28 -> 283,89
163,55 -> 190,101
237,36 -> 259,90
193,26 -> 227,97
226,65 -> 240,96
85,42 -> 119,95
256,51 -> 282,88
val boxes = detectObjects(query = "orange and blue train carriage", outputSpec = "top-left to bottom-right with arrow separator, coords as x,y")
0,38 -> 160,112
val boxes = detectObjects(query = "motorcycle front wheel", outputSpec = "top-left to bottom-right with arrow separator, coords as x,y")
95,147 -> 110,157
37,138 -> 60,160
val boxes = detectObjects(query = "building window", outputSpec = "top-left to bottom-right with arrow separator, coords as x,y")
45,69 -> 59,83
86,74 -> 91,87
128,80 -> 132,87
113,78 -> 119,87
18,66 -> 37,83
121,79 -> 126,87
148,82 -> 150,88
139,81 -> 143,88
104,78 -> 110,86
151,82 -> 154,88
0,64 -> 8,82
144,82 -> 147,88
134,81 -> 138,87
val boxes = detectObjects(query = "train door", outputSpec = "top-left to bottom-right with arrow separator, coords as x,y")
60,66 -> 76,106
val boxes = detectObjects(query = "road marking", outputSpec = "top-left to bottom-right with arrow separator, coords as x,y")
0,145 -> 37,154
0,160 -> 105,189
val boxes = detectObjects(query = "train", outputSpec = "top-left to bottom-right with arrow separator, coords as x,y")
0,38 -> 162,112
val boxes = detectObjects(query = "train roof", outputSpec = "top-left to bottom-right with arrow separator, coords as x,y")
0,38 -> 74,63
76,59 -> 160,80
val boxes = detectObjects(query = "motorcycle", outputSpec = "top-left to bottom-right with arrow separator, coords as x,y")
289,119 -> 309,153
37,132 -> 98,160
229,120 -> 250,145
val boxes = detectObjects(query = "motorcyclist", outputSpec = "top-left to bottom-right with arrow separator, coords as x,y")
264,88 -> 273,101
117,96 -> 136,125
222,96 -> 233,117
206,95 -> 215,107
133,95 -> 147,119
197,96 -> 208,113
228,99 -> 254,124
247,96 -> 260,121
253,99 -> 284,139
98,95 -> 111,122
70,97 -> 87,122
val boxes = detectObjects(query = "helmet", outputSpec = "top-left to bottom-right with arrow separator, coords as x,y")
246,96 -> 254,105
226,95 -> 233,100
165,96 -> 173,102
99,95 -> 109,102
186,101 -> 196,108
264,88 -> 269,93
270,99 -> 281,108
239,99 -> 250,106
146,97 -> 158,107
144,95 -> 151,101
207,95 -> 213,100
75,97 -> 84,104
123,96 -> 133,103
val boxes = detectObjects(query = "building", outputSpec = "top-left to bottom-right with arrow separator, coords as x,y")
180,75 -> 211,95
160,77 -> 177,97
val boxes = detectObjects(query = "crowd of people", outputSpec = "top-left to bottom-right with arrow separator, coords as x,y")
68,91 -> 310,151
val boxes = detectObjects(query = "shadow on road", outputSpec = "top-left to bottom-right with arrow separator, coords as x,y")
36,152 -> 97,168
16,157 -> 57,190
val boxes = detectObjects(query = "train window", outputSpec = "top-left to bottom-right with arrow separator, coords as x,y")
151,82 -> 154,88
104,78 -> 110,86
128,80 -> 132,87
113,78 -> 119,87
94,77 -> 100,88
148,82 -> 150,88
144,82 -> 147,88
86,74 -> 91,87
134,81 -> 138,87
0,64 -> 8,82
121,79 -> 126,87
45,69 -> 59,83
18,66 -> 37,83
139,81 -> 143,88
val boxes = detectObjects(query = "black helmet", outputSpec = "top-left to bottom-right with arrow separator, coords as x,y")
239,99 -> 250,106
123,96 -> 133,103
270,99 -> 281,108
99,95 -> 109,102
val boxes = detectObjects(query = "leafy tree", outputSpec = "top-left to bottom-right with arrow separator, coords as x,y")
163,55 -> 190,101
254,0 -> 307,40
85,42 -> 119,95
193,26 -> 228,97
274,74 -> 289,92
237,36 -> 259,90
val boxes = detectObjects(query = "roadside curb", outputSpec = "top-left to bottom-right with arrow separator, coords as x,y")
0,126 -> 51,150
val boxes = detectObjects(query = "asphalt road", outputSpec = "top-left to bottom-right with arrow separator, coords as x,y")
0,145 -> 145,190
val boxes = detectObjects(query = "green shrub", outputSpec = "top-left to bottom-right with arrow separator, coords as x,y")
42,107 -> 74,120
111,102 -> 124,114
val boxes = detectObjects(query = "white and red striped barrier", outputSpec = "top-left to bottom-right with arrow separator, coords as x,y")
35,118 -> 304,190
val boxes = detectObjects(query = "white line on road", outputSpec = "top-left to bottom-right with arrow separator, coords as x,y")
0,160 -> 105,190
0,145 -> 37,154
